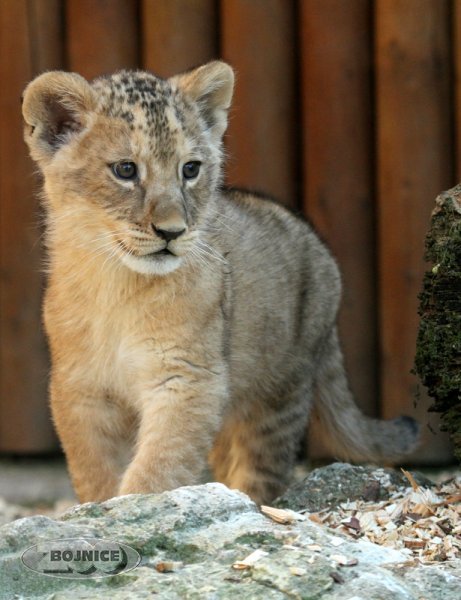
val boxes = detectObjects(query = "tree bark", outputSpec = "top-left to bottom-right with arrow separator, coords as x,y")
415,184 -> 461,460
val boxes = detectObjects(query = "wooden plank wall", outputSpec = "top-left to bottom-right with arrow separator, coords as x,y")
221,0 -> 298,207
0,0 -> 455,462
376,0 -> 453,461
0,0 -> 64,452
301,1 -> 377,457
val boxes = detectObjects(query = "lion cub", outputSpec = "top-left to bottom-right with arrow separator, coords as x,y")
22,61 -> 419,504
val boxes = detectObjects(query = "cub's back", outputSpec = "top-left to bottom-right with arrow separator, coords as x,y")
208,188 -> 342,394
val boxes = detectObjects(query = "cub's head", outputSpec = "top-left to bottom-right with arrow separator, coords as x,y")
22,62 -> 234,275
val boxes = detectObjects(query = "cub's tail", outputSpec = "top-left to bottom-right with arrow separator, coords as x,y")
313,328 -> 420,463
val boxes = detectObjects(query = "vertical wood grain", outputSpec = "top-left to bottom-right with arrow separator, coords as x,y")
28,0 -> 64,72
221,0 -> 298,208
66,0 -> 139,78
301,1 -> 377,456
376,0 -> 453,461
454,0 -> 461,180
142,0 -> 217,76
0,0 -> 64,451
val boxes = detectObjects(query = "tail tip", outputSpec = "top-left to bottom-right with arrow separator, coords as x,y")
392,415 -> 421,452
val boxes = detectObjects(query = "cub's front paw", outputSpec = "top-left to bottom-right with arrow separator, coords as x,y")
118,473 -> 156,496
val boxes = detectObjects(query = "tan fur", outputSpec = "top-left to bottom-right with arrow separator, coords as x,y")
22,62 -> 419,504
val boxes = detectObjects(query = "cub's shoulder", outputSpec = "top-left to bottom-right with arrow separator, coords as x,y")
219,186 -> 312,233
216,187 -> 333,268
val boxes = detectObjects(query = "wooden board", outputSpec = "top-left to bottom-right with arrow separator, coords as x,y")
141,0 -> 217,76
221,0 -> 298,208
454,0 -> 461,181
0,0 -> 63,452
66,0 -> 138,78
300,0 -> 377,444
27,0 -> 64,72
376,0 -> 453,462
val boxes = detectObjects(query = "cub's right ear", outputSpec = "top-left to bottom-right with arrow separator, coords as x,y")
22,71 -> 96,166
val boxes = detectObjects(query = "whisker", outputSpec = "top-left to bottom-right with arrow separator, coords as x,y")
187,247 -> 209,270
195,240 -> 227,264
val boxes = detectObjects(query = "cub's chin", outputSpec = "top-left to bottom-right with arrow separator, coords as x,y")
120,251 -> 183,276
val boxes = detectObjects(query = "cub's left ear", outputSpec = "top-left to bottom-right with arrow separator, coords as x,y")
171,61 -> 234,142
22,71 -> 96,167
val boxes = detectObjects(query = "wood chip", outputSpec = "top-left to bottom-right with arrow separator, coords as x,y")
403,538 -> 426,549
309,513 -> 324,525
412,503 -> 435,517
330,537 -> 345,547
330,571 -> 345,584
261,505 -> 294,524
405,512 -> 424,522
155,561 -> 181,573
401,468 -> 420,491
260,505 -> 305,524
311,473 -> 461,564
232,549 -> 268,570
444,493 -> 461,504
330,554 -> 358,566
290,566 -> 307,576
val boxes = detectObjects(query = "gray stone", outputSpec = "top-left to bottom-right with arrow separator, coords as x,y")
0,477 -> 459,599
275,462 -> 434,512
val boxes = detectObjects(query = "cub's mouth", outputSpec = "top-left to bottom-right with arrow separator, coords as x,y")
147,248 -> 174,257
116,238 -> 182,276
116,240 -> 175,259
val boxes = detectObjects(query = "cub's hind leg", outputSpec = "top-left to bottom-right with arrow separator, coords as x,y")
210,381 -> 314,505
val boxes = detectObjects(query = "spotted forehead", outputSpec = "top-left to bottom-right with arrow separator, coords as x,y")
91,71 -> 196,160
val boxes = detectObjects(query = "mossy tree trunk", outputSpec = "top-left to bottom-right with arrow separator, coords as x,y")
415,184 -> 461,460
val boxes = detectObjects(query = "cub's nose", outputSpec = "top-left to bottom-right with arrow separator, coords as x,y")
152,224 -> 186,242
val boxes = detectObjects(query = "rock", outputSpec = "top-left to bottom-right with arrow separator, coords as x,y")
1,475 -> 459,600
275,462 -> 434,511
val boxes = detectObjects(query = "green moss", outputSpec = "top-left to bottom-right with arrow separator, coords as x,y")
233,532 -> 283,550
137,533 -> 205,564
415,189 -> 461,460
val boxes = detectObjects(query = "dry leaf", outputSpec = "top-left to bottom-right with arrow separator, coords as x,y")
292,472 -> 460,564
362,480 -> 381,502
341,516 -> 361,533
405,512 -> 424,522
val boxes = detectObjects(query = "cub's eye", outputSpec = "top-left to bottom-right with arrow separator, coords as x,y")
182,161 -> 201,180
111,161 -> 137,180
